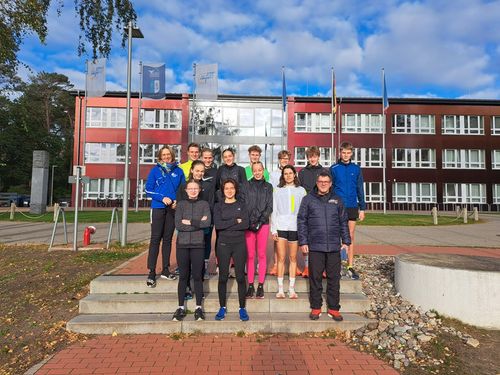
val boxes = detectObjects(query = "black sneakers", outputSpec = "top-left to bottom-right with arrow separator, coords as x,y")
256,283 -> 264,299
246,284 -> 255,299
146,272 -> 156,288
347,267 -> 360,280
194,307 -> 205,321
161,270 -> 177,280
172,308 -> 187,321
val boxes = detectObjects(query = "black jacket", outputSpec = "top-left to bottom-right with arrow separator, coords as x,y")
215,163 -> 247,202
213,200 -> 249,243
176,179 -> 215,213
298,164 -> 330,193
297,187 -> 351,253
245,178 -> 273,226
175,198 -> 211,248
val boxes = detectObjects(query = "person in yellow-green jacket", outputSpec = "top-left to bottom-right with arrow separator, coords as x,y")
244,145 -> 269,181
180,143 -> 201,181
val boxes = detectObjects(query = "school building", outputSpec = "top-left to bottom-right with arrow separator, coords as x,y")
72,92 -> 500,211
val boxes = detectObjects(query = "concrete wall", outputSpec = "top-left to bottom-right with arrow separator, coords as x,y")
395,256 -> 500,329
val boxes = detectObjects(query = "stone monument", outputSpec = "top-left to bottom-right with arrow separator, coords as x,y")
30,150 -> 49,214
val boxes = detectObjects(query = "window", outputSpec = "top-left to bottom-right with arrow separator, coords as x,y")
352,148 -> 383,168
392,182 -> 436,203
294,147 -> 333,167
295,113 -> 333,133
443,183 -> 486,203
492,116 -> 500,135
442,149 -> 485,169
139,144 -> 182,164
442,115 -> 484,135
392,148 -> 436,168
342,114 -> 383,133
84,178 -> 127,199
137,179 -> 151,200
494,184 -> 500,204
493,150 -> 500,169
393,114 -> 435,134
365,182 -> 383,202
86,107 -> 127,128
84,143 -> 130,163
142,109 -> 182,129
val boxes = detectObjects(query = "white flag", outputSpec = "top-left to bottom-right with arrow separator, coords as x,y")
86,58 -> 106,97
195,63 -> 218,100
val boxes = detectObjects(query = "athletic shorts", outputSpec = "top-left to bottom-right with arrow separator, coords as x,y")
277,230 -> 298,242
346,208 -> 359,221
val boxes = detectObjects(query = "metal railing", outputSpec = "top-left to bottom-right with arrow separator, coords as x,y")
106,207 -> 121,249
48,206 -> 68,251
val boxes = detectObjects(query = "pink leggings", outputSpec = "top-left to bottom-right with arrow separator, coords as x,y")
245,224 -> 269,284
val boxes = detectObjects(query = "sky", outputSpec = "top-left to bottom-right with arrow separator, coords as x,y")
17,0 -> 500,99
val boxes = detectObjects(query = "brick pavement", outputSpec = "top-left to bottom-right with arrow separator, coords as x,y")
34,335 -> 398,375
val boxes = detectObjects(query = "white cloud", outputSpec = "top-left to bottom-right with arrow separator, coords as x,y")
458,88 -> 500,100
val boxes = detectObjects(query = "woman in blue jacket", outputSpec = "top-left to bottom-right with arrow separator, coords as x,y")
144,145 -> 185,287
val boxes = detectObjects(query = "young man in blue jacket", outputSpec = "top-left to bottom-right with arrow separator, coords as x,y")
330,142 -> 366,280
297,171 -> 351,321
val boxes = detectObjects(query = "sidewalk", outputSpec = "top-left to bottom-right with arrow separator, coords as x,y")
32,335 -> 397,375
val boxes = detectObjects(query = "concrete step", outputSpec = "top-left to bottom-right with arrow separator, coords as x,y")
67,312 -> 374,335
79,292 -> 370,314
90,275 -> 363,294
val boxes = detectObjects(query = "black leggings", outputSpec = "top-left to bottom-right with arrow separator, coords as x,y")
217,240 -> 247,308
147,207 -> 175,272
177,247 -> 204,306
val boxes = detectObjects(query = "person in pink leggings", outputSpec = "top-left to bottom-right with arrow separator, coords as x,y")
244,161 -> 273,299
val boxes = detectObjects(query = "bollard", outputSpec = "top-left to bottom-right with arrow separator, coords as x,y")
10,202 -> 15,220
463,207 -> 468,224
431,207 -> 438,225
456,205 -> 461,218
53,203 -> 59,222
473,207 -> 479,221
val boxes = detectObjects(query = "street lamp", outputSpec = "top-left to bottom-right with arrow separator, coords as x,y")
122,21 -> 144,247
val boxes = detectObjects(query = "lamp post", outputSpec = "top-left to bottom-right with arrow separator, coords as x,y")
50,165 -> 57,207
121,21 -> 144,247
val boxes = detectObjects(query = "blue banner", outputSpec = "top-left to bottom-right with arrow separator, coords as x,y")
142,64 -> 165,99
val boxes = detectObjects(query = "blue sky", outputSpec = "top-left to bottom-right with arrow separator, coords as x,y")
17,0 -> 500,99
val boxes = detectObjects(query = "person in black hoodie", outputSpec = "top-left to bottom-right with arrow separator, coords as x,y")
297,146 -> 330,278
244,161 -> 273,299
213,179 -> 250,322
172,179 -> 211,322
215,148 -> 247,202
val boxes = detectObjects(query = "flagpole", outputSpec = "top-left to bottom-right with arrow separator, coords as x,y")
191,63 -> 197,144
331,67 -> 335,165
282,66 -> 286,149
135,61 -> 143,212
382,68 -> 387,214
82,60 -> 89,211
338,97 -> 341,157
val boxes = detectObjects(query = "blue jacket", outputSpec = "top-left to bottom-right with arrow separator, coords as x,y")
297,187 -> 351,253
145,162 -> 185,209
330,160 -> 366,210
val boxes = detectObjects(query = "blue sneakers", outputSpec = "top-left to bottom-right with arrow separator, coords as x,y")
239,308 -> 249,321
215,307 -> 227,321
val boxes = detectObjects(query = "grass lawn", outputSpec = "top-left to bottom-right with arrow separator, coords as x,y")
359,213 -> 481,226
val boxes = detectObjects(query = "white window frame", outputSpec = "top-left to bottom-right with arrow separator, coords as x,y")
294,147 -> 333,167
84,143 -> 130,164
392,148 -> 436,168
493,150 -> 500,170
443,183 -> 486,204
364,182 -> 383,202
342,114 -> 383,133
492,116 -> 500,135
86,107 -> 127,128
141,109 -> 182,129
294,113 -> 334,133
442,149 -> 485,169
139,144 -> 182,164
84,178 -> 128,200
392,182 -> 436,203
352,148 -> 383,168
493,184 -> 500,204
392,114 -> 435,134
442,115 -> 484,135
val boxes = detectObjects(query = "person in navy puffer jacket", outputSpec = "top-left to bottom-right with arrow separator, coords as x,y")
329,142 -> 366,280
144,145 -> 185,287
297,171 -> 351,322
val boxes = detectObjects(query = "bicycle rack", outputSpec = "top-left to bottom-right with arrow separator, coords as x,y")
106,207 -> 121,249
48,206 -> 68,251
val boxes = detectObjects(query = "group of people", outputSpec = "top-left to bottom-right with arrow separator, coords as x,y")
144,141 -> 366,322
